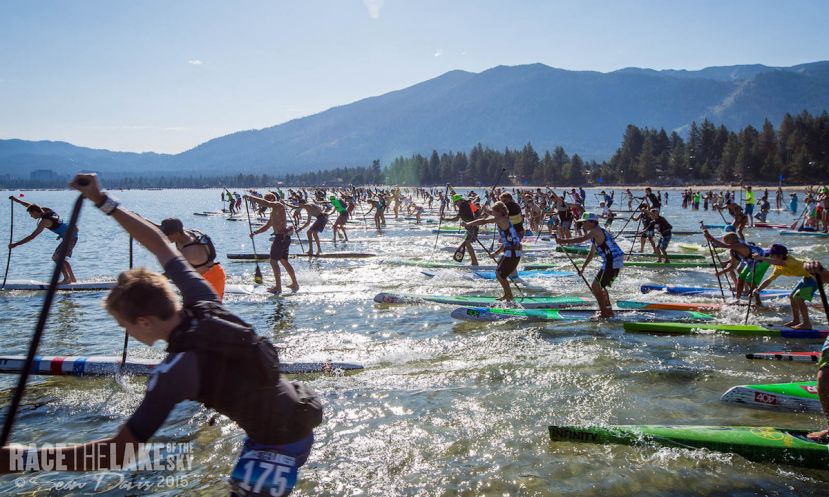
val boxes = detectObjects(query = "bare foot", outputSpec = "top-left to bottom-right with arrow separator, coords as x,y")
288,282 -> 300,293
267,286 -> 282,294
782,321 -> 797,327
807,429 -> 829,443
306,251 -> 314,256
792,323 -> 813,330
56,280 -> 70,286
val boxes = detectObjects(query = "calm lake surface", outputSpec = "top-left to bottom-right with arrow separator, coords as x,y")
0,187 -> 827,496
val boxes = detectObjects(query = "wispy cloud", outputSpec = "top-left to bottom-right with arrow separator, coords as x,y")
434,49 -> 443,58
187,59 -> 204,66
363,0 -> 383,19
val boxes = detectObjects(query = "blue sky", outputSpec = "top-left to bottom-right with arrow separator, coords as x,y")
1,0 -> 827,154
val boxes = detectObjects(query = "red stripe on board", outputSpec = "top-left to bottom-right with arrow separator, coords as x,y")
50,357 -> 66,376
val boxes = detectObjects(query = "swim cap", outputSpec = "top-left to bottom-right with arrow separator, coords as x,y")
581,212 -> 599,223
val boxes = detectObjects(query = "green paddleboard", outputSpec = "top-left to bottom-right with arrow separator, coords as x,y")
548,425 -> 829,469
373,293 -> 592,309
525,260 -> 713,270
720,381 -> 819,413
555,246 -> 705,260
623,322 -> 829,339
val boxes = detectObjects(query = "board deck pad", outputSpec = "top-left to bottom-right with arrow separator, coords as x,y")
720,381 -> 819,413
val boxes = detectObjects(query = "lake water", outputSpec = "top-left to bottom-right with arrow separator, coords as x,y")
0,187 -> 827,496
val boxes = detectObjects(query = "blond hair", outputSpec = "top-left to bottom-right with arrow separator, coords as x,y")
104,268 -> 179,323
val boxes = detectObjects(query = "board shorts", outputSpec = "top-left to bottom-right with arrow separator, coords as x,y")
53,234 -> 78,261
229,434 -> 313,497
497,255 -> 521,279
657,231 -> 672,250
791,277 -> 818,301
202,263 -> 226,301
270,234 -> 292,261
559,216 -> 572,230
594,266 -> 620,289
336,212 -> 348,224
640,229 -> 654,239
310,215 -> 328,233
463,225 -> 479,244
745,204 -> 755,216
738,261 -> 770,286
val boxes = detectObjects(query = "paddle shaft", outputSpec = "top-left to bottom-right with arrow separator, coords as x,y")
744,261 -> 756,324
431,184 -> 451,255
121,236 -> 133,367
243,198 -> 263,283
700,223 -> 728,302
0,195 -> 84,448
2,197 -> 13,288
817,274 -> 829,325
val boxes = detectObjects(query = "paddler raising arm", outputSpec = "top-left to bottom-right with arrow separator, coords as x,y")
553,212 -> 624,319
8,195 -> 78,285
1,174 -> 323,496
462,201 -> 521,302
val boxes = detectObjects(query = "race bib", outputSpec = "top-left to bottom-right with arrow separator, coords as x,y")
229,444 -> 299,497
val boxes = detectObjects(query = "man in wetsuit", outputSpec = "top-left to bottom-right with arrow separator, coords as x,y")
9,196 -> 78,284
159,218 -> 226,300
1,174 -> 322,497
247,193 -> 300,294
554,212 -> 625,318
442,194 -> 480,266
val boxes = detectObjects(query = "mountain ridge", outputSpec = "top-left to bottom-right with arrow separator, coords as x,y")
2,61 -> 828,177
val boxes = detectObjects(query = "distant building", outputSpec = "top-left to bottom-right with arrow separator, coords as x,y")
30,169 -> 57,181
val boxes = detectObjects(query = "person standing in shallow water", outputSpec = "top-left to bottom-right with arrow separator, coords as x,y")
8,195 -> 78,285
246,193 -> 300,294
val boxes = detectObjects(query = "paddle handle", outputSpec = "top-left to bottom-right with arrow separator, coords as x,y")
2,197 -> 13,288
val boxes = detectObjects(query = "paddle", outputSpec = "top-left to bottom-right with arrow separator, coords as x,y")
744,260 -> 757,325
624,207 -> 644,262
2,196 -> 14,289
430,183 -> 451,258
816,273 -> 829,325
0,194 -> 84,448
699,221 -> 728,303
352,186 -> 369,230
243,198 -> 264,284
551,235 -> 593,291
790,206 -> 808,230
120,236 -> 134,370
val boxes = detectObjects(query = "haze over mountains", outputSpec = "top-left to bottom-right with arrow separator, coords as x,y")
3,61 -> 829,178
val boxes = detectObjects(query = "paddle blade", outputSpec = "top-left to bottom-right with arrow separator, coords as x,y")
254,265 -> 264,285
453,246 -> 465,262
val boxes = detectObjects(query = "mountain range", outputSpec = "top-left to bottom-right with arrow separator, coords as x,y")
3,61 -> 829,178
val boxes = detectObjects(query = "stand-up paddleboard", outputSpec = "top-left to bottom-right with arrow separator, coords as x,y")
616,300 -> 722,312
745,351 -> 819,362
389,260 -> 499,270
1,280 -> 117,291
623,322 -> 829,339
617,230 -> 698,236
721,382 -> 819,413
227,252 -> 376,260
640,284 -> 790,298
527,260 -> 713,270
755,223 -> 789,229
779,230 -> 829,237
548,424 -> 829,469
0,355 -> 364,376
373,292 -> 592,309
451,307 -> 713,323
473,270 -> 575,280
555,245 -> 705,260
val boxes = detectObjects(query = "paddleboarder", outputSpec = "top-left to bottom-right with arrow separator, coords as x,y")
8,196 -> 78,285
753,244 -> 816,329
0,173 -> 323,497
647,209 -> 673,263
246,193 -> 300,294
442,194 -> 480,266
462,201 -> 522,302
554,212 -> 624,318
159,218 -> 226,301
295,201 -> 333,256
801,261 -> 829,443
703,229 -> 768,306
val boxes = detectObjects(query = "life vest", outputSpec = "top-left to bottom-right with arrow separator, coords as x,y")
167,301 -> 323,444
183,230 -> 217,268
43,209 -> 74,239
591,228 -> 625,269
